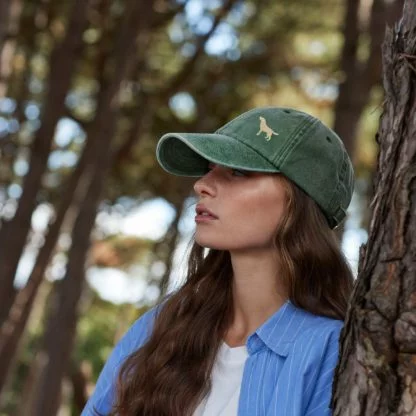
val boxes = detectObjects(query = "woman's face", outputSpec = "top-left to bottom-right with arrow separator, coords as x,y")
193,163 -> 288,253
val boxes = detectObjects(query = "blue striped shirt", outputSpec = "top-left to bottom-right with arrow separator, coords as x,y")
82,300 -> 342,415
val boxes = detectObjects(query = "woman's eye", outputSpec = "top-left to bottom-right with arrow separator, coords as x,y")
231,169 -> 247,177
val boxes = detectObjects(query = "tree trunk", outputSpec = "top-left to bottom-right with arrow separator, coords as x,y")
30,1 -> 155,414
332,1 -> 416,414
333,0 -> 404,161
0,0 -> 12,72
14,348 -> 45,416
0,0 -> 37,154
0,0 -> 22,97
70,362 -> 89,414
0,0 -> 89,324
0,131 -> 100,396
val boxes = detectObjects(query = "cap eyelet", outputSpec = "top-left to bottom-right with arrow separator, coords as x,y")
283,110 -> 291,114
326,136 -> 332,143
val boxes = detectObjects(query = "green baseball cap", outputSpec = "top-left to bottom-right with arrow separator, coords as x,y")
156,107 -> 354,228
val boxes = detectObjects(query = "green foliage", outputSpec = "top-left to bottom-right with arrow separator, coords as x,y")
74,294 -> 148,381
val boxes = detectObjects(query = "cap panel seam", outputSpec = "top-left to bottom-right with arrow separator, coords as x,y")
276,117 -> 317,166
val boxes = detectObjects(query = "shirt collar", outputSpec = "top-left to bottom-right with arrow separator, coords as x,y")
248,300 -> 310,357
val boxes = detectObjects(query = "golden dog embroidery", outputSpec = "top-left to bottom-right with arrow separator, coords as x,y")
257,116 -> 279,141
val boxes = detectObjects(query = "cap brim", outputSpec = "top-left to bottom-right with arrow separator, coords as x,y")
156,132 -> 278,176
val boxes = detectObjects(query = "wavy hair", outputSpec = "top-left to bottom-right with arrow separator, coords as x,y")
107,176 -> 354,415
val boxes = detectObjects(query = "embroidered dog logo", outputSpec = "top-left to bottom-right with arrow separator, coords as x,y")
257,116 -> 279,141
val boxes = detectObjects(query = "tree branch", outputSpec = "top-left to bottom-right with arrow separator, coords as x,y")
159,0 -> 239,99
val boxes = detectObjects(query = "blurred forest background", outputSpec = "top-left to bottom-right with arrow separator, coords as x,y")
0,0 -> 405,414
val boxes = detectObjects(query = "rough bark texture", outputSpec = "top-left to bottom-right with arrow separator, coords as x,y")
332,1 -> 416,414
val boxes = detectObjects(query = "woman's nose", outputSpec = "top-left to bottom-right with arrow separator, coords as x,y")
193,171 -> 216,197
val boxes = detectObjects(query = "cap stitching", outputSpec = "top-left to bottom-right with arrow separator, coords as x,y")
277,117 -> 318,166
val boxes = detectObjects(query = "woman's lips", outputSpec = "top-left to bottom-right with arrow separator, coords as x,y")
195,204 -> 218,222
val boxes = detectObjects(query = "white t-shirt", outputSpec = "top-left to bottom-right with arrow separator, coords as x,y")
193,341 -> 248,416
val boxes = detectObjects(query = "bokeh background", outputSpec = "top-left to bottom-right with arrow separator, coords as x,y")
0,0 -> 404,414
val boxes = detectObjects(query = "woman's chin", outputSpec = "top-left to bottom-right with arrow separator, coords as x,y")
195,236 -> 227,251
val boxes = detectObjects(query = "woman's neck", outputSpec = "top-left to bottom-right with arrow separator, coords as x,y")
225,250 -> 288,347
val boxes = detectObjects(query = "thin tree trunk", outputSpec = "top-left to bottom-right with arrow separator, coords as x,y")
0,0 -> 22,98
7,0 -> 48,125
30,2 -> 155,414
70,362 -> 89,414
0,132 -> 100,396
332,1 -> 416,413
0,0 -> 89,324
0,0 -> 37,151
0,0 -> 12,70
333,0 -> 404,160
14,349 -> 45,416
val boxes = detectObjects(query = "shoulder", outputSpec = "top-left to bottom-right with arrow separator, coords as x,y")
253,304 -> 343,414
256,301 -> 343,358
298,309 -> 343,340
290,306 -> 343,356
284,307 -> 343,386
288,311 -> 343,415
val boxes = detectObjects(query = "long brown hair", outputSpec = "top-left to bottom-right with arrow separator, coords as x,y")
109,177 -> 354,416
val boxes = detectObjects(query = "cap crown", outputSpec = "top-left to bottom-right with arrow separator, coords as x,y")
216,107 -> 354,228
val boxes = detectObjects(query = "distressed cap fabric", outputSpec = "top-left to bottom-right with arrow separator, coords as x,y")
156,107 -> 354,229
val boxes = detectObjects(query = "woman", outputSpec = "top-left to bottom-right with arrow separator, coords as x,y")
82,107 -> 355,416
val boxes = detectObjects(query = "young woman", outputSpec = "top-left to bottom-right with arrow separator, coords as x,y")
82,107 -> 355,416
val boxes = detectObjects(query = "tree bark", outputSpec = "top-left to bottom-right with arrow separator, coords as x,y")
30,1 -> 155,414
332,1 -> 416,414
0,0 -> 89,324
